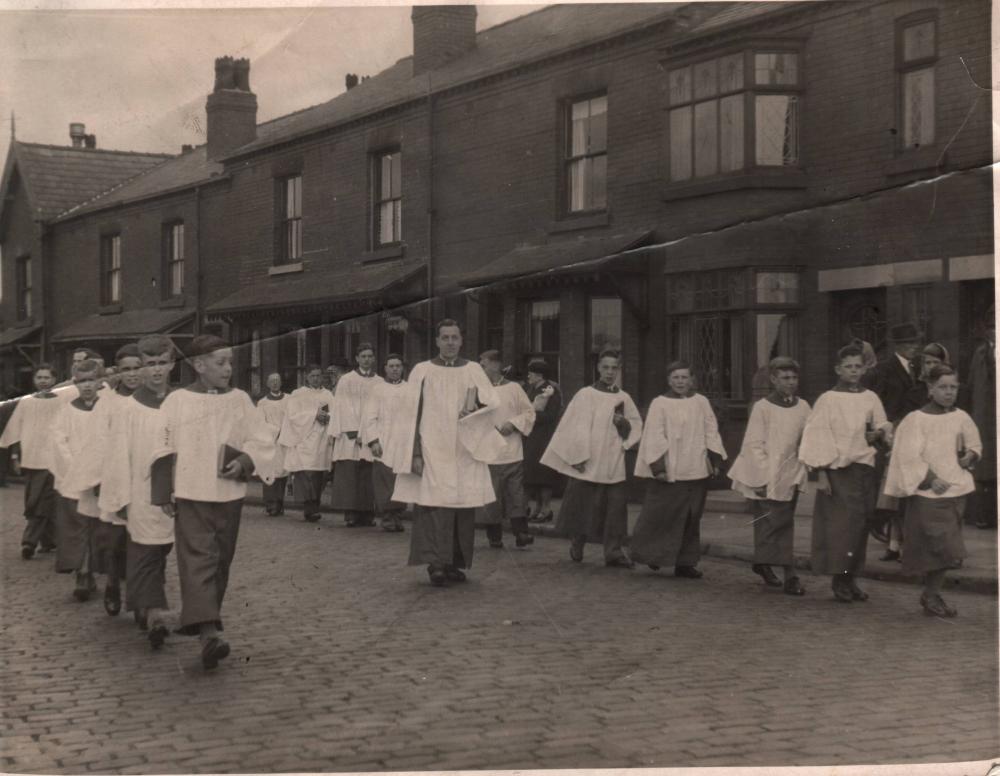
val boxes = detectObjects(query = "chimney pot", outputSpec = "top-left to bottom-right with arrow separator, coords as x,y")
84,134 -> 96,149
69,122 -> 86,147
345,73 -> 359,91
411,5 -> 477,76
182,144 -> 194,153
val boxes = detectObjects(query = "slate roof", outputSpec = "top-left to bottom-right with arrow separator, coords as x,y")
231,3 -> 689,158
460,229 -> 653,288
207,261 -> 425,316
51,307 -> 194,342
59,145 -> 223,220
9,142 -> 173,220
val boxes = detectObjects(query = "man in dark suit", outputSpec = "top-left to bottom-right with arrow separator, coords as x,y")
862,322 -> 924,561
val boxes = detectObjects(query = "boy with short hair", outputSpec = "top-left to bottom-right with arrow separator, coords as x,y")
100,335 -> 178,649
279,364 -> 335,522
0,364 -> 62,558
477,350 -> 536,549
257,373 -> 289,516
728,356 -> 810,595
151,335 -> 276,669
362,353 -> 410,532
93,343 -> 143,616
52,359 -> 108,601
800,344 -> 892,603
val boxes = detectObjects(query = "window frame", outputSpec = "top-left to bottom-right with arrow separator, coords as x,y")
275,174 -> 303,266
100,233 -> 122,306
895,11 -> 938,152
563,91 -> 609,217
663,40 -> 806,186
15,254 -> 31,321
162,220 -> 185,299
520,297 -> 561,383
371,149 -> 402,248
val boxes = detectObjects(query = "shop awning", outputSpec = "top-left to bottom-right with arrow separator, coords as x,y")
0,324 -> 41,350
52,308 -> 194,342
459,229 -> 653,289
207,261 -> 426,319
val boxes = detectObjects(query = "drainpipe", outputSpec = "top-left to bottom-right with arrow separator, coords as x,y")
425,74 -> 435,356
194,184 -> 203,336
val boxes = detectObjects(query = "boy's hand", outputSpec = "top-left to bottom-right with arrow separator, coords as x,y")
754,486 -> 767,499
316,408 -> 330,425
370,441 -> 383,459
958,450 -> 978,470
572,461 -> 587,473
161,502 -> 177,519
816,470 -> 832,497
930,477 -> 951,495
412,455 -> 424,475
220,459 -> 245,481
654,472 -> 669,482
498,422 -> 515,436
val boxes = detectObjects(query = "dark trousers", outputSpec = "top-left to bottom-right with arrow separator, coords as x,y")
174,498 -> 242,635
262,475 -> 288,513
126,539 -> 172,613
93,522 -> 128,583
293,470 -> 326,517
21,468 -> 56,550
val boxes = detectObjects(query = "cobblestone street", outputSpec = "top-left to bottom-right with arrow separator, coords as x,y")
1,484 -> 997,773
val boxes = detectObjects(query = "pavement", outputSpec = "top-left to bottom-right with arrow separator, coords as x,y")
1,482 -> 998,774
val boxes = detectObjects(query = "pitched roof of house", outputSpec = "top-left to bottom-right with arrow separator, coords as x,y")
58,145 -> 223,220
7,142 -> 173,220
230,2 -> 690,158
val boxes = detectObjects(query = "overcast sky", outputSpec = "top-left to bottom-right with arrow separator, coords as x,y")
0,2 -> 540,165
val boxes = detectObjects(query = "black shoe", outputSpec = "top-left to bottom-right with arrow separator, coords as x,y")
515,533 -> 534,548
72,577 -> 91,602
605,556 -> 635,569
879,549 -> 901,562
428,566 -> 447,587
444,566 -> 467,583
489,538 -> 504,549
975,520 -> 996,530
304,512 -> 321,523
674,565 -> 703,579
647,563 -> 661,572
569,544 -> 583,563
39,544 -> 56,553
20,544 -> 34,560
921,592 -> 957,618
783,576 -> 806,596
148,624 -> 169,650
134,610 -> 149,631
531,510 -> 554,524
848,581 -> 869,602
752,564 -> 783,587
831,577 -> 853,603
201,637 -> 230,670
103,584 -> 122,617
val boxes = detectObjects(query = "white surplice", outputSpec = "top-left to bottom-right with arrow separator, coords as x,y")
331,370 -> 383,464
153,386 -> 277,503
0,393 -> 63,471
799,389 -> 891,470
488,380 -> 536,465
540,385 -> 642,484
391,359 -> 501,508
52,398 -> 110,517
99,388 -> 175,545
258,392 -> 289,477
635,393 -> 726,482
884,408 -> 982,499
361,379 -> 409,470
728,396 -> 809,501
278,386 -> 335,472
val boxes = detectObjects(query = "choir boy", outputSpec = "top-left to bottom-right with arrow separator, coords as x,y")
391,320 -> 501,586
728,356 -> 810,594
630,361 -> 726,579
100,335 -> 177,648
362,353 -> 409,532
799,344 -> 892,603
52,359 -> 108,601
150,335 -> 276,669
0,364 -> 62,558
258,373 -> 289,516
330,343 -> 383,527
884,365 -> 982,617
279,365 -> 335,522
93,344 -> 143,616
477,350 -> 536,549
540,350 -> 642,567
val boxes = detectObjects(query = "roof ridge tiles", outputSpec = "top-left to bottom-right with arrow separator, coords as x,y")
17,141 -> 175,158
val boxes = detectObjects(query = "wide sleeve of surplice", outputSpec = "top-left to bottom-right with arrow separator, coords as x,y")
507,383 -> 536,437
799,393 -> 839,470
336,375 -> 363,436
50,403 -> 72,487
278,390 -> 320,448
959,410 -> 983,457
883,412 -> 929,498
699,394 -> 726,459
237,393 -> 277,485
727,399 -> 769,489
458,363 -> 504,463
388,365 -> 425,476
98,404 -> 133,515
867,391 -> 891,434
635,398 -> 668,479
541,388 -> 594,469
361,383 -> 383,447
0,399 -> 23,449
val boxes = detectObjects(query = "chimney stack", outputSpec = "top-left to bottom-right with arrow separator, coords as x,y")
69,122 -> 86,148
84,134 -> 96,149
411,5 -> 477,76
205,56 -> 258,160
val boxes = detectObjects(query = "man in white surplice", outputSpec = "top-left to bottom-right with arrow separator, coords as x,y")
390,319 -> 502,587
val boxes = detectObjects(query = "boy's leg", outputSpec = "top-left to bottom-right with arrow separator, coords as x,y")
20,469 -> 55,557
602,482 -> 633,568
675,482 -> 708,574
506,464 -> 533,548
921,568 -> 955,616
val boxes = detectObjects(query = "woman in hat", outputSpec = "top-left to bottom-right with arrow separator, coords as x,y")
522,359 -> 563,523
